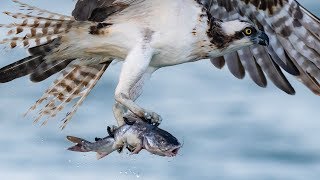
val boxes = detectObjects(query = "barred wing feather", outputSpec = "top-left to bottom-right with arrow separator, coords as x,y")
205,0 -> 320,95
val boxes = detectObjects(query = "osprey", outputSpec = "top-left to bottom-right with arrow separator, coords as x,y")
0,0 -> 319,129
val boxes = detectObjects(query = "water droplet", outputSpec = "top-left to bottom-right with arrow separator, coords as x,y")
68,159 -> 72,163
136,173 -> 140,178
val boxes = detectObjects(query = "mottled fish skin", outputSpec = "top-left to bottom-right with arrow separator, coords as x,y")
67,116 -> 181,159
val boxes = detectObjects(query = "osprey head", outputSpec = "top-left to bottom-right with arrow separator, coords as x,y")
208,19 -> 269,51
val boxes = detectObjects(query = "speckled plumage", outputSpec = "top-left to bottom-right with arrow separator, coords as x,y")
0,0 -> 319,128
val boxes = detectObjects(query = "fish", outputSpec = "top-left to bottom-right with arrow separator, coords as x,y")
67,116 -> 181,159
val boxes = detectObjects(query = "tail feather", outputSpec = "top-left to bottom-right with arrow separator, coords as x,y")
30,59 -> 74,82
28,38 -> 61,55
11,0 -> 73,20
0,25 -> 67,49
3,11 -> 67,21
0,20 -> 68,30
0,8 -> 77,49
60,63 -> 110,129
0,38 -> 62,83
0,55 -> 44,83
25,61 -> 111,129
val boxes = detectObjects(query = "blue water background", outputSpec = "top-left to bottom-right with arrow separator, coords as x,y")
0,0 -> 319,179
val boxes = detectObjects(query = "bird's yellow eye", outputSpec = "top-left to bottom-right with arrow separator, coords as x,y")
244,28 -> 253,36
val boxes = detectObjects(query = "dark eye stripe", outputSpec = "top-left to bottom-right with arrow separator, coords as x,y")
234,31 -> 245,39
233,26 -> 257,40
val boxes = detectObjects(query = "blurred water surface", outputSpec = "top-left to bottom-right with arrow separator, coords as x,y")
0,0 -> 320,180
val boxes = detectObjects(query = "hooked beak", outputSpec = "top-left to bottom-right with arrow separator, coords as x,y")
256,31 -> 269,46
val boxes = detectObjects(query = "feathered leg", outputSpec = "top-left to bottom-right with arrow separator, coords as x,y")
114,42 -> 162,126
113,66 -> 157,126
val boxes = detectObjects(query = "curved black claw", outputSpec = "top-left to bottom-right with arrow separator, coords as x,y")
95,137 -> 102,141
117,146 -> 124,153
123,117 -> 136,126
141,116 -> 160,127
126,145 -> 135,153
141,116 -> 151,124
107,126 -> 115,138
154,121 -> 161,127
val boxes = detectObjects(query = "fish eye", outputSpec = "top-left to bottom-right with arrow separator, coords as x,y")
244,27 -> 253,36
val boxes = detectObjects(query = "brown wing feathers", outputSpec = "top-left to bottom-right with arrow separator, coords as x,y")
72,0 -> 116,21
208,0 -> 320,95
237,47 -> 267,87
252,46 -> 295,94
225,52 -> 245,79
72,0 -> 129,22
210,56 -> 225,69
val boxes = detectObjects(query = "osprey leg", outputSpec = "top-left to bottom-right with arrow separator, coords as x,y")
113,66 -> 158,126
113,102 -> 127,126
114,44 -> 162,126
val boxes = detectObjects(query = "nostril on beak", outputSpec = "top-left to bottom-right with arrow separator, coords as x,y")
260,39 -> 269,46
258,32 -> 269,46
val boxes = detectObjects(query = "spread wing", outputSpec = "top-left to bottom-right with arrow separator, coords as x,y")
204,0 -> 320,95
72,0 -> 143,22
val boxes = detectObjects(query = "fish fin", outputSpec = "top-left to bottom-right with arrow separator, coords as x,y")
96,152 -> 110,160
95,137 -> 102,141
131,144 -> 143,155
107,126 -> 116,138
66,136 -> 91,152
66,136 -> 84,144
67,144 -> 90,152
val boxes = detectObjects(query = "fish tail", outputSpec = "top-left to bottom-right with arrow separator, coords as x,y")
67,135 -> 117,159
66,136 -> 92,152
96,137 -> 118,160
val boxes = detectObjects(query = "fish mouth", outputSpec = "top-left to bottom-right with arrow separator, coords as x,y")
164,146 -> 181,157
144,137 -> 182,157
